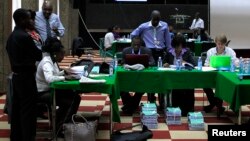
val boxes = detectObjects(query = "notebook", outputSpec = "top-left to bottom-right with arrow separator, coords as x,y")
210,55 -> 231,69
125,54 -> 149,68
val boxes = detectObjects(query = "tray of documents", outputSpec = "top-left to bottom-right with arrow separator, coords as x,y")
165,107 -> 182,125
140,103 -> 158,129
188,112 -> 205,130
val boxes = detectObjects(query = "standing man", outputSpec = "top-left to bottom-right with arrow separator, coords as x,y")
6,8 -> 42,141
131,10 -> 172,108
189,12 -> 204,39
35,0 -> 65,42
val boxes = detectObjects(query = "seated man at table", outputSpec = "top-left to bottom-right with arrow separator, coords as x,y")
36,37 -> 81,135
163,34 -> 196,116
203,34 -> 238,116
120,36 -> 155,114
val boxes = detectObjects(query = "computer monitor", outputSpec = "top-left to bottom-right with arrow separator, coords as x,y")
210,55 -> 231,69
125,54 -> 149,68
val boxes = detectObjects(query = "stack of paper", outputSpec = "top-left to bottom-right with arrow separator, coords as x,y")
188,112 -> 205,130
141,103 -> 158,129
79,76 -> 106,84
165,107 -> 182,125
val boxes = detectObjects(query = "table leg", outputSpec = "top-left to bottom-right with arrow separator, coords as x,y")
110,102 -> 113,138
238,106 -> 242,125
52,89 -> 57,140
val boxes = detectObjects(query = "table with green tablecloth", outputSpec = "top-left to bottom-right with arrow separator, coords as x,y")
115,67 -> 217,92
215,72 -> 250,112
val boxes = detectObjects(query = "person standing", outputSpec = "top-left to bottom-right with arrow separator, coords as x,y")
189,12 -> 204,39
6,8 -> 42,141
131,10 -> 172,108
35,0 -> 65,42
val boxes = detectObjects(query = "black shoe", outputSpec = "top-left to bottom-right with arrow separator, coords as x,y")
217,107 -> 225,118
203,105 -> 215,113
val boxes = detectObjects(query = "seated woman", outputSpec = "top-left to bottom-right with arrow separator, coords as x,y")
104,25 -> 120,50
163,34 -> 196,116
36,37 -> 81,134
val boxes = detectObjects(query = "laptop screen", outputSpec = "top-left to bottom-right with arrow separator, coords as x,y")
210,55 -> 231,69
125,54 -> 149,68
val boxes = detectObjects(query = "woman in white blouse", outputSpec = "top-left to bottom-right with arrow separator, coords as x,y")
36,37 -> 81,135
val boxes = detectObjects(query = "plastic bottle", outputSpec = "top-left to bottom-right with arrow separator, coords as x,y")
176,59 -> 181,70
230,58 -> 235,72
157,57 -> 162,68
197,56 -> 202,71
109,62 -> 113,76
239,57 -> 244,74
114,55 -> 118,69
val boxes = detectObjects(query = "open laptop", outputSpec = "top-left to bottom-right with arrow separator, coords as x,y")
210,55 -> 231,70
125,54 -> 149,68
66,63 -> 95,80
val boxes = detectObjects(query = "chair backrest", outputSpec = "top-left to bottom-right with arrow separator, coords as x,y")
225,40 -> 231,46
72,37 -> 84,58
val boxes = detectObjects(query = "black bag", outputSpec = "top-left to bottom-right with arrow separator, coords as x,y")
111,124 -> 153,141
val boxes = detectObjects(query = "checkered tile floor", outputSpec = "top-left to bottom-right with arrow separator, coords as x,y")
1,91 -> 250,141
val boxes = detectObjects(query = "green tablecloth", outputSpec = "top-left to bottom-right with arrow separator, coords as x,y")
50,75 -> 121,122
215,72 -> 250,112
115,67 -> 217,93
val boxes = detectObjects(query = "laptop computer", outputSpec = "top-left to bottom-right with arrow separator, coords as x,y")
210,55 -> 231,69
125,54 -> 149,68
67,63 -> 94,80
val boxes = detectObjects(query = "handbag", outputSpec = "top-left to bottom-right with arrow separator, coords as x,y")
111,124 -> 153,141
63,114 -> 97,141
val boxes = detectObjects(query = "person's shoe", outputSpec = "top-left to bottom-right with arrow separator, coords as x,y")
216,107 -> 225,118
203,105 -> 215,113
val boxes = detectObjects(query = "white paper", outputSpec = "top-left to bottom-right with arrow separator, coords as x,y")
79,76 -> 106,83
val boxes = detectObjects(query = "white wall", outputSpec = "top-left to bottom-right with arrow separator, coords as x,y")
12,0 -> 22,30
210,0 -> 250,49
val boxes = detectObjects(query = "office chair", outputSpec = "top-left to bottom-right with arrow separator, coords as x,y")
225,40 -> 231,46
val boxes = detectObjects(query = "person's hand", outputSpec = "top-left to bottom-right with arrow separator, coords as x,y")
163,63 -> 169,68
52,28 -> 59,35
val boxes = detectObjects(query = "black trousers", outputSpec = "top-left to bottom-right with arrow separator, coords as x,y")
203,88 -> 223,107
172,89 -> 195,116
37,89 -> 81,132
11,73 -> 37,141
120,92 -> 144,110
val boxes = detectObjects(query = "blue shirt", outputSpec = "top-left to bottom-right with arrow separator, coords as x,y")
35,11 -> 65,42
131,21 -> 172,49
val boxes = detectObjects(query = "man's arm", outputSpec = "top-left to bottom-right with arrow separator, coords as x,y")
53,15 -> 65,37
130,24 -> 144,39
164,24 -> 172,49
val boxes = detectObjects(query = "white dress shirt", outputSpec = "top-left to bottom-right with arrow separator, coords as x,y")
190,18 -> 204,30
36,53 -> 65,92
104,32 -> 114,49
204,47 -> 239,67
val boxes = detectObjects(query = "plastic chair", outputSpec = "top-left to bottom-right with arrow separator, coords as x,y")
99,38 -> 113,58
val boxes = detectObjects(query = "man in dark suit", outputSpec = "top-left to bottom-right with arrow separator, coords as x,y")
120,36 -> 155,114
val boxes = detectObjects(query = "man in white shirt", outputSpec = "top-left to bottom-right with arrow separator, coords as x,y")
189,12 -> 204,38
203,34 -> 238,117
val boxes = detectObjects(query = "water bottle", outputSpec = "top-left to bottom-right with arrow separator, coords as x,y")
157,57 -> 162,68
239,57 -> 244,74
176,59 -> 181,70
109,62 -> 114,76
197,56 -> 202,71
114,55 -> 118,69
230,58 -> 235,72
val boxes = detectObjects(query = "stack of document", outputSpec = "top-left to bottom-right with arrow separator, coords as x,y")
79,76 -> 106,83
165,107 -> 182,125
188,112 -> 205,130
141,103 -> 158,129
